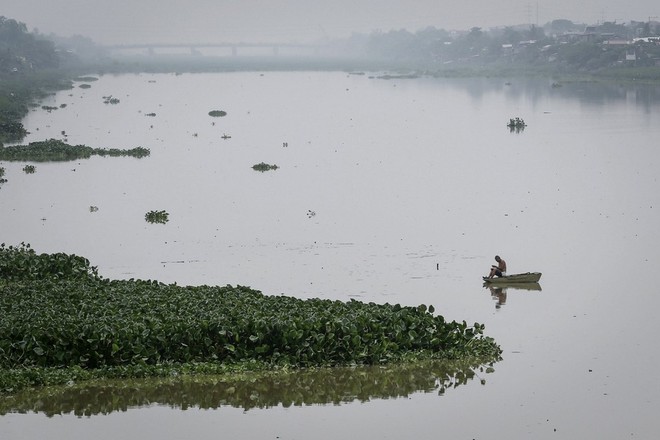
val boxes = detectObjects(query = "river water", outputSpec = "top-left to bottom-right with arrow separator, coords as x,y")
1,71 -> 660,439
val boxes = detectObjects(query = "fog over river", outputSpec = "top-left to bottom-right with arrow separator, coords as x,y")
1,72 -> 659,439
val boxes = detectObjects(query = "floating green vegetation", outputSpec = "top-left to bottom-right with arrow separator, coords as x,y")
0,167 -> 6,185
0,243 -> 99,282
145,112 -> 156,117
0,244 -> 501,395
0,139 -> 150,162
76,76 -> 98,82
79,84 -> 92,89
208,110 -> 227,117
145,210 -> 169,224
41,105 -> 58,112
252,162 -> 279,172
22,165 -> 36,174
103,95 -> 120,104
507,117 -> 527,133
89,206 -> 99,213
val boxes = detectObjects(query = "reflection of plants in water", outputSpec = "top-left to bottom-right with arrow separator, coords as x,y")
0,139 -> 150,162
145,210 -> 169,224
22,165 -> 36,174
0,359 -> 497,416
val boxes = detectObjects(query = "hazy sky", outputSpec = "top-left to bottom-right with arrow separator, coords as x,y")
3,0 -> 658,44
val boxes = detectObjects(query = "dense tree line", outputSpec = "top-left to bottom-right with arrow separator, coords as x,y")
0,16 -> 59,74
343,19 -> 660,73
0,16 -> 70,145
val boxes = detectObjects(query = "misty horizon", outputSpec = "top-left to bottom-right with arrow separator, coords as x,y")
2,0 -> 659,46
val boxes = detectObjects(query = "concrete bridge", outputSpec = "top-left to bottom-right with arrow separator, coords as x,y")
103,42 -> 323,57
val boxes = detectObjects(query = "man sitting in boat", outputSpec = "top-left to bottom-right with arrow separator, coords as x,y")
487,255 -> 507,279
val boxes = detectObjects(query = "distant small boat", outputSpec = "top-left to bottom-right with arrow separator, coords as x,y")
483,272 -> 542,283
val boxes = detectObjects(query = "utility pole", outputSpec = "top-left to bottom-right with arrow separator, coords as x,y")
536,1 -> 539,27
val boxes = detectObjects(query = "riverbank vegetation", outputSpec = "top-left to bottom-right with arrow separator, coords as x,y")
0,244 -> 501,395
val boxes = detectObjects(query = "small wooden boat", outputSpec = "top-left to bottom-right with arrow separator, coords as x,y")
483,272 -> 542,283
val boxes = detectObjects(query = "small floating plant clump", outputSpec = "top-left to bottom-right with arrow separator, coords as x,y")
79,84 -> 92,89
507,117 -> 527,133
145,210 -> 169,224
22,165 -> 36,174
103,96 -> 120,105
208,110 -> 227,117
252,162 -> 279,172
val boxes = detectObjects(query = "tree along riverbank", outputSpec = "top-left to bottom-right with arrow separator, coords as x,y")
0,244 -> 502,395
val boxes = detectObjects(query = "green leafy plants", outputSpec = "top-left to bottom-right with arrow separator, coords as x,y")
0,243 -> 99,282
22,164 -> 36,174
0,246 -> 501,395
208,110 -> 227,117
252,162 -> 279,172
0,139 -> 150,162
145,210 -> 169,224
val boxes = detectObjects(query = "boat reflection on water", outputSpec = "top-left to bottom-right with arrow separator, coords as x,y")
0,359 -> 498,417
483,282 -> 542,310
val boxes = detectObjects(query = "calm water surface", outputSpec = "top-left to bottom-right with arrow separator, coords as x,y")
1,72 -> 660,439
